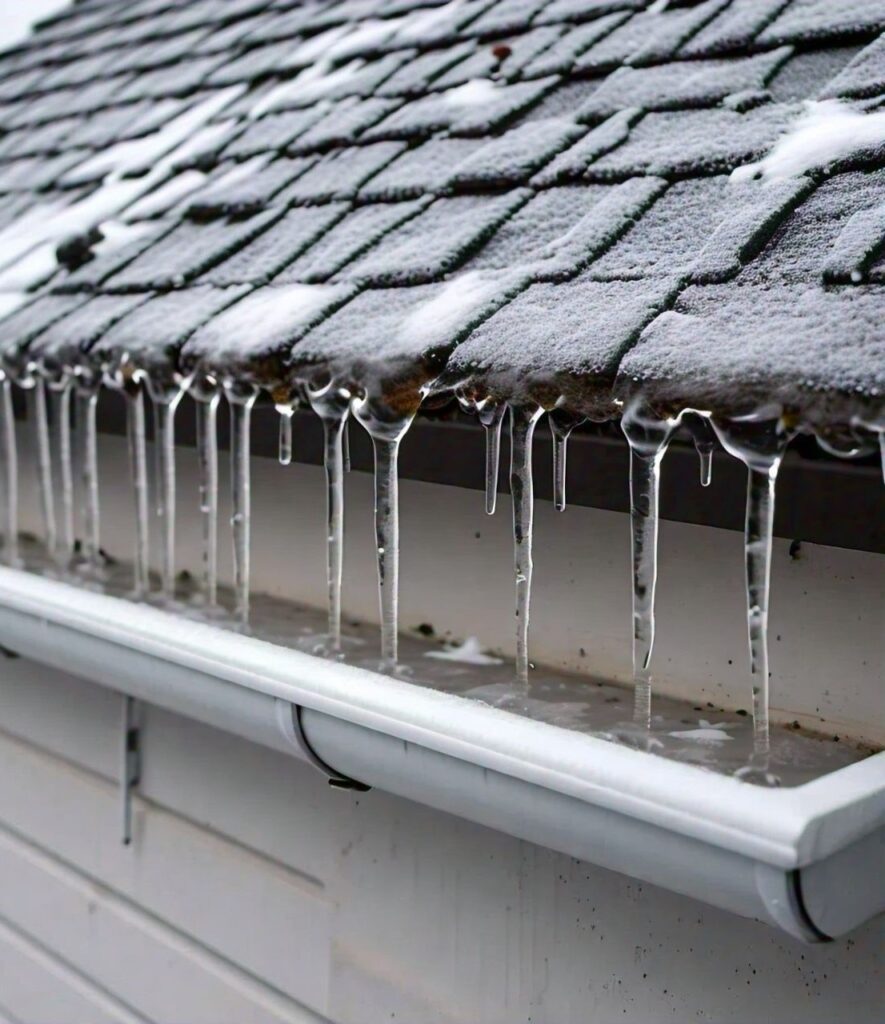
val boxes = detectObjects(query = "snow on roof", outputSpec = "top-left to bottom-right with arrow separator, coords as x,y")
0,0 -> 882,427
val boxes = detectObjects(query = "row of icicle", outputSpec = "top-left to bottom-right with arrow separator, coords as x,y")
0,365 -> 881,783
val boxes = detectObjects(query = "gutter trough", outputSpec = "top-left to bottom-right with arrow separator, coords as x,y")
0,567 -> 881,944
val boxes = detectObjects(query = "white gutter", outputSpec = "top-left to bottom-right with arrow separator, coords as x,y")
0,567 -> 881,942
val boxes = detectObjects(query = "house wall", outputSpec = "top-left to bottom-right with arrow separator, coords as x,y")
0,657 -> 882,1024
0,426 -> 881,1022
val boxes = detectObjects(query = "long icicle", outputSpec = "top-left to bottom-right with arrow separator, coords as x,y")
125,386 -> 150,597
621,401 -> 678,729
510,404 -> 543,688
227,386 -> 257,627
32,378 -> 57,559
152,388 -> 184,601
713,415 -> 791,783
355,398 -> 414,669
309,385 -> 351,651
49,378 -> 75,566
478,401 -> 505,515
0,377 -> 17,566
194,389 -> 220,607
75,385 -> 101,567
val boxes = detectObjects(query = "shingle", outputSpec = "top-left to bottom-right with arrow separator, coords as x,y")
447,273 -> 680,412
186,156 -> 315,217
180,281 -> 356,385
467,177 -> 665,279
376,42 -> 476,96
618,283 -> 885,421
339,190 -> 531,284
767,46 -> 864,104
531,107 -> 638,184
819,35 -> 885,102
680,0 -> 791,58
758,0 -> 885,47
577,50 -> 790,122
586,103 -> 796,180
89,284 -> 249,379
574,0 -> 730,73
53,220 -> 177,292
221,106 -> 327,158
392,0 -> 499,48
0,293 -> 89,369
280,141 -> 406,203
534,0 -> 644,26
466,0 -> 553,38
358,136 -> 486,199
291,269 -> 529,384
589,175 -> 812,284
103,209 -> 280,290
201,204 -> 348,285
445,117 -> 586,189
287,96 -> 402,153
274,198 -> 432,282
822,200 -> 885,284
366,76 -> 556,139
26,293 -> 148,372
431,26 -> 564,88
521,13 -> 631,77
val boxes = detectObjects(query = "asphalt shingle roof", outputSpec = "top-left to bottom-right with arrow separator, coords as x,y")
0,0 -> 882,428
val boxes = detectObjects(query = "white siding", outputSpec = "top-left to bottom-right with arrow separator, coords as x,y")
0,656 -> 882,1024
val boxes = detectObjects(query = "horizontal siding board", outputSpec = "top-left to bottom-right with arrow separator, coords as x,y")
0,729 -> 333,1016
0,825 -> 323,1024
0,915 -> 145,1024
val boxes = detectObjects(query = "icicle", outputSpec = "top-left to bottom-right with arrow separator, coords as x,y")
342,416 -> 351,473
880,432 -> 885,485
150,385 -> 184,601
226,384 -> 258,627
125,385 -> 150,598
48,377 -> 75,565
0,375 -> 17,566
548,409 -> 584,513
621,400 -> 680,729
31,378 -> 57,559
193,383 -> 220,607
478,401 -> 505,515
713,413 -> 792,784
684,413 -> 715,488
276,403 -> 294,466
353,396 -> 415,669
509,404 -> 544,688
74,382 -> 101,567
308,384 -> 351,651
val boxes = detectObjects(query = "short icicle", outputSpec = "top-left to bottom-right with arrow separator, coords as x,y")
125,384 -> 150,597
226,384 -> 258,627
0,376 -> 18,565
31,377 -> 57,559
621,400 -> 679,730
277,403 -> 294,466
308,384 -> 351,652
548,409 -> 583,513
48,377 -> 75,565
509,403 -> 544,689
193,383 -> 220,607
75,382 -> 101,567
353,396 -> 415,670
153,387 -> 184,601
685,413 -> 716,488
713,414 -> 792,785
478,401 -> 505,515
342,417 -> 351,473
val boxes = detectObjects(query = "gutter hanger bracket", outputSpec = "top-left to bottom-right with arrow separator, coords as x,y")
275,698 -> 370,792
121,695 -> 141,846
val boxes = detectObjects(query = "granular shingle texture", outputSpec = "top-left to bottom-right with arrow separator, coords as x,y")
0,0 -> 881,426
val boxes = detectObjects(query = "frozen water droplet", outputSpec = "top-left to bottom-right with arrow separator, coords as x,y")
510,403 -> 543,688
276,404 -> 294,466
